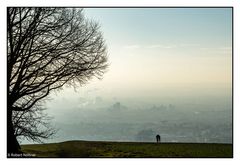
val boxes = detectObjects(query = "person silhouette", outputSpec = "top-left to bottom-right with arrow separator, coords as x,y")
156,134 -> 161,143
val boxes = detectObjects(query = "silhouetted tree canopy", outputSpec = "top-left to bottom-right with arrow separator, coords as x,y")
7,7 -> 108,154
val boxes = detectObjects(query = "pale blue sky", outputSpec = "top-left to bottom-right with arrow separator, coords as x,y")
81,8 -> 232,96
84,8 -> 232,50
51,8 -> 232,102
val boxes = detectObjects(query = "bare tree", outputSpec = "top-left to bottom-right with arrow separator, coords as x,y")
7,7 -> 108,154
12,101 -> 57,143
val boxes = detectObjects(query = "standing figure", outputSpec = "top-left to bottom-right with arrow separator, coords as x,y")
156,134 -> 161,143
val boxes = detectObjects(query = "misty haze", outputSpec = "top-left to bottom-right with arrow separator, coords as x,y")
41,84 -> 231,144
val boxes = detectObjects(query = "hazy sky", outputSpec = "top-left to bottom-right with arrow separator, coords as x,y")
48,8 -> 232,105
69,8 -> 232,99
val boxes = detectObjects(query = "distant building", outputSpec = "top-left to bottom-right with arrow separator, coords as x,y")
108,102 -> 127,112
168,104 -> 175,110
113,102 -> 121,111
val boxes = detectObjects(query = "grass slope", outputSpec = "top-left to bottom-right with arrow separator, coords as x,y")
21,140 -> 233,158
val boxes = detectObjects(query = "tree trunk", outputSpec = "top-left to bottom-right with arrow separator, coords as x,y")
7,106 -> 21,156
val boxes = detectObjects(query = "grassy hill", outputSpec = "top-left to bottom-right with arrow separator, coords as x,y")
21,140 -> 233,158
